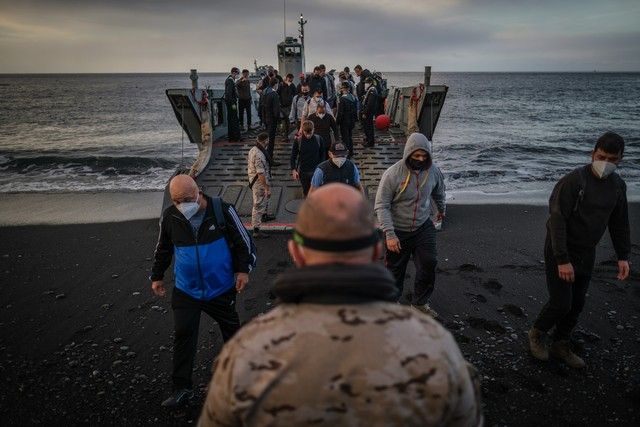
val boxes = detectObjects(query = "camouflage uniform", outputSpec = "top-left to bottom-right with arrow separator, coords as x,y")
199,263 -> 482,427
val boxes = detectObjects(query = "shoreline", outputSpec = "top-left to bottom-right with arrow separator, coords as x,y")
2,190 -> 638,226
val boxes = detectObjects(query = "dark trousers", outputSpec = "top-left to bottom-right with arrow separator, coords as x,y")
363,114 -> 374,146
238,98 -> 252,129
171,287 -> 240,390
300,170 -> 314,196
385,220 -> 437,305
266,118 -> 278,159
533,241 -> 594,340
226,101 -> 241,141
340,123 -> 354,157
280,107 -> 291,138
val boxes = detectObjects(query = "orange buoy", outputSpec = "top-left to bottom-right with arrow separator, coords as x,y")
375,114 -> 391,130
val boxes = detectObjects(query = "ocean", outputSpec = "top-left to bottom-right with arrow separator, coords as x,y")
0,72 -> 638,197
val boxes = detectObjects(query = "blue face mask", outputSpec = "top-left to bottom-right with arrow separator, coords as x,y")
177,193 -> 200,220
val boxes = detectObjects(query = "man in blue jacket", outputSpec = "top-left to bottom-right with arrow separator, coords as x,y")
150,174 -> 255,407
374,133 -> 446,318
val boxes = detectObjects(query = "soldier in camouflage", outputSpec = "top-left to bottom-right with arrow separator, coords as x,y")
198,183 -> 483,427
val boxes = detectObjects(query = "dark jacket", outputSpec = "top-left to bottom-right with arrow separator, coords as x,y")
337,93 -> 357,129
362,86 -> 378,118
236,78 -> 252,101
278,82 -> 297,107
308,74 -> 327,99
317,159 -> 360,189
262,87 -> 280,124
224,75 -> 237,103
151,194 -> 254,300
290,134 -> 324,173
356,69 -> 372,100
547,164 -> 630,265
308,112 -> 337,159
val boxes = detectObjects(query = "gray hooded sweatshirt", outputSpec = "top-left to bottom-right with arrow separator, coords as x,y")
374,133 -> 446,239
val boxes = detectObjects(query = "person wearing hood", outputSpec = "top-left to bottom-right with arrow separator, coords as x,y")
528,132 -> 630,369
307,101 -> 338,161
198,183 -> 483,427
150,174 -> 255,407
247,133 -> 275,239
309,141 -> 364,195
374,133 -> 446,318
225,67 -> 242,141
262,77 -> 281,161
336,81 -> 358,157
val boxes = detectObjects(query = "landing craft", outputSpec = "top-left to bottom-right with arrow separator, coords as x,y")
164,15 -> 448,227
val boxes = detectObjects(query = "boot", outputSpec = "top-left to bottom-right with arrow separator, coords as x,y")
528,327 -> 549,361
262,213 -> 277,222
551,340 -> 586,368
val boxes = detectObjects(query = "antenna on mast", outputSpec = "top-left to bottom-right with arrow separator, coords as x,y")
283,0 -> 286,39
298,13 -> 307,72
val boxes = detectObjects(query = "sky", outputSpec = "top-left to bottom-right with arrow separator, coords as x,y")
1,0 -> 639,73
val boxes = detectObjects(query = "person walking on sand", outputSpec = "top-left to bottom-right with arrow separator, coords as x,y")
150,174 -> 256,407
374,132 -> 446,318
247,133 -> 275,239
198,183 -> 483,427
528,132 -> 631,369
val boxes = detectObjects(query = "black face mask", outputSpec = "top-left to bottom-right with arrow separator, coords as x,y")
407,158 -> 429,171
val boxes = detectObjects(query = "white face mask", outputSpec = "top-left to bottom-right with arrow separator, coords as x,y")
177,193 -> 200,220
592,160 -> 617,179
332,156 -> 347,167
365,83 -> 371,90
317,112 -> 326,119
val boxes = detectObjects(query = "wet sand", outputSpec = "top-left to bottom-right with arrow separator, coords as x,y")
0,204 -> 639,426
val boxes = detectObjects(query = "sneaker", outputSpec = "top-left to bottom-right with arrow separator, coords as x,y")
550,340 -> 586,368
412,304 -> 438,318
252,229 -> 270,239
161,388 -> 193,407
527,327 -> 549,361
262,213 -> 276,222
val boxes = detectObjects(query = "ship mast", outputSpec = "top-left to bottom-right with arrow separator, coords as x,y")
298,13 -> 307,72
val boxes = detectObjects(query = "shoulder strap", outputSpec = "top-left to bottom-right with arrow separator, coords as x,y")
212,197 -> 226,230
572,167 -> 588,213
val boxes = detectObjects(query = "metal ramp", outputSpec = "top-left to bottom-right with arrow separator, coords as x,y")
195,127 -> 404,227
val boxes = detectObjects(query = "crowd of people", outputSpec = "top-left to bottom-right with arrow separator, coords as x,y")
150,65 -> 631,425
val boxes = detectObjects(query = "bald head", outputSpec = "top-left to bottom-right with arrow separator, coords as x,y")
169,174 -> 199,204
297,184 -> 374,240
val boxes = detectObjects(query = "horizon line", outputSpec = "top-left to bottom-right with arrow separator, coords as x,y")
1,70 -> 639,75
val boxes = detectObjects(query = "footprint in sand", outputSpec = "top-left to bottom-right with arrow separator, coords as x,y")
483,279 -> 503,294
459,263 -> 484,273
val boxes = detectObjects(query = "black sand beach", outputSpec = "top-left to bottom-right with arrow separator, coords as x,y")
1,204 -> 639,426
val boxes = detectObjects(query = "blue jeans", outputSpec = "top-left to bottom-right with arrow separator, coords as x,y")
385,220 -> 437,305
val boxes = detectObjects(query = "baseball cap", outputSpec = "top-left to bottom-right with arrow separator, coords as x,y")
330,141 -> 348,156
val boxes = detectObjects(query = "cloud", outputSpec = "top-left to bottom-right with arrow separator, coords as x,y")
0,0 -> 638,72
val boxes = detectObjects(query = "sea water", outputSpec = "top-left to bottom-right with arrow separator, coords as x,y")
0,72 -> 638,198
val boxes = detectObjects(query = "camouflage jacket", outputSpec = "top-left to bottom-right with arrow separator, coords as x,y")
199,263 -> 482,427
